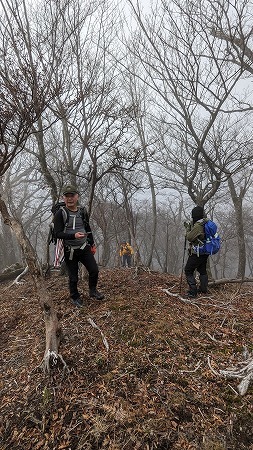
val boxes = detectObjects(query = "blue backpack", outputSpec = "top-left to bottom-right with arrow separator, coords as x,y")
193,220 -> 221,256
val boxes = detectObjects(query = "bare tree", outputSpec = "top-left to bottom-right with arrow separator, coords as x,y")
124,0 -> 253,277
0,0 -> 66,371
226,163 -> 253,278
127,74 -> 158,267
37,0 -> 137,214
210,0 -> 253,80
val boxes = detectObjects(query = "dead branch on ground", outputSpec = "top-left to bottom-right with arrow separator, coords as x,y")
0,266 -> 26,283
3,266 -> 29,291
162,289 -> 201,309
208,352 -> 253,396
88,318 -> 109,352
209,277 -> 253,286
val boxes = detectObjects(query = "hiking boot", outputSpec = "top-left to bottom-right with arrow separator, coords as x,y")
197,288 -> 208,294
186,290 -> 197,298
72,297 -> 83,307
89,289 -> 104,300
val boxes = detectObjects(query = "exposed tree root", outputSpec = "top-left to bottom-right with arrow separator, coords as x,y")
42,350 -> 70,374
133,265 -> 152,278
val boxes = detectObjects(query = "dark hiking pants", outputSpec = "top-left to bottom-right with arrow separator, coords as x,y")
64,246 -> 99,300
184,253 -> 209,295
122,254 -> 132,267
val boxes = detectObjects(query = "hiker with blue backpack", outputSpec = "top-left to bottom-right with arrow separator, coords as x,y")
184,205 -> 220,298
53,184 -> 104,307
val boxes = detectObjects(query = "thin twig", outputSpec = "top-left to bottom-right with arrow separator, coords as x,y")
207,355 -> 220,376
87,318 -> 109,352
180,360 -> 202,373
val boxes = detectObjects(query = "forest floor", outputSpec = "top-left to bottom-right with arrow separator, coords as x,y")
1,267 -> 253,450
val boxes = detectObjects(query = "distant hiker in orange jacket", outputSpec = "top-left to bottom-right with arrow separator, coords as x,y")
119,241 -> 134,267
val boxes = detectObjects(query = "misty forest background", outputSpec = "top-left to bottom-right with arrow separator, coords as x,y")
1,0 -> 253,281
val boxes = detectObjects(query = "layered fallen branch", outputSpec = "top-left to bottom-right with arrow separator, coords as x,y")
163,289 -> 236,311
208,352 -> 253,396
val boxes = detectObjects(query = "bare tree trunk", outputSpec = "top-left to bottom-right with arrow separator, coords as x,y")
125,201 -> 142,268
0,195 -> 63,372
227,177 -> 246,278
32,118 -> 59,204
163,222 -> 169,273
134,113 -> 157,268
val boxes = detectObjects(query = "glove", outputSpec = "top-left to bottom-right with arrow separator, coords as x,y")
184,221 -> 191,232
91,244 -> 96,255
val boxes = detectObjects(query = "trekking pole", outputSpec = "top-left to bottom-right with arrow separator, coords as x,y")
179,236 -> 187,294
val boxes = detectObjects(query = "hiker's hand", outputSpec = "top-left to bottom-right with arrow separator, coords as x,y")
91,244 -> 96,254
75,232 -> 86,239
184,221 -> 191,231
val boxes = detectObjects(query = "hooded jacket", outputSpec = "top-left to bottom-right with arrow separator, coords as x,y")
186,219 -> 207,247
186,206 -> 208,254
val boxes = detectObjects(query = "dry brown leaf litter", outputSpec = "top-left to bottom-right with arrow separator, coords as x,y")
1,267 -> 253,449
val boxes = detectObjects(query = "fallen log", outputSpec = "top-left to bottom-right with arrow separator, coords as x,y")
0,267 -> 26,282
209,277 -> 253,286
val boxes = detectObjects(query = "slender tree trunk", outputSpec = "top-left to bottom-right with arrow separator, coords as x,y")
32,119 -> 59,204
136,120 -> 157,268
163,222 -> 169,273
227,178 -> 246,278
101,236 -> 111,267
124,198 -> 143,268
129,78 -> 157,268
0,195 -> 62,372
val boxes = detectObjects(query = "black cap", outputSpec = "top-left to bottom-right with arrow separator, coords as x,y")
192,206 -> 204,223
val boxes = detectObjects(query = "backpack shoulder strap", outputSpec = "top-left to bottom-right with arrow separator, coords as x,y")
60,206 -> 69,229
79,206 -> 89,225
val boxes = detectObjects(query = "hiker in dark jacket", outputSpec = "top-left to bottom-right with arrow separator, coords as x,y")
184,205 -> 209,298
54,184 -> 104,307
